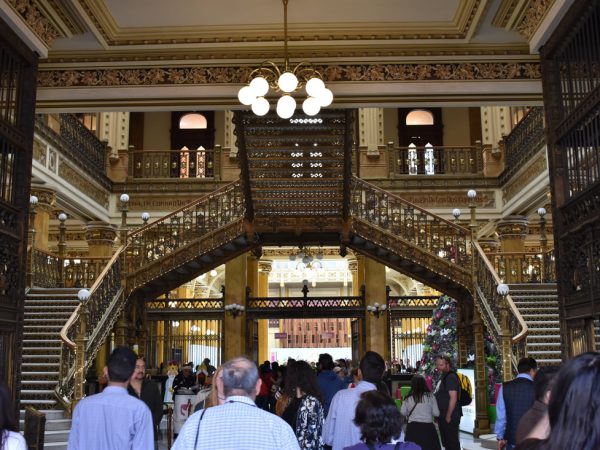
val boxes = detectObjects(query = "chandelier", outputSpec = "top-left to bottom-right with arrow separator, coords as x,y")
289,246 -> 324,278
237,0 -> 333,119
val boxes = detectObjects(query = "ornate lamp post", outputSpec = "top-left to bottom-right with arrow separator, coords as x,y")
141,212 -> 150,225
119,194 -> 129,245
58,212 -> 67,287
537,207 -> 547,282
497,283 -> 513,380
452,208 -> 461,225
27,195 -> 38,287
74,288 -> 90,404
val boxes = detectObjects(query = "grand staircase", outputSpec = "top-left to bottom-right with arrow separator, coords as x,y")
509,284 -> 562,365
22,288 -> 77,449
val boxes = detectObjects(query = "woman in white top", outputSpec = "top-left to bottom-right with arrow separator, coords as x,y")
0,384 -> 26,450
400,375 -> 441,450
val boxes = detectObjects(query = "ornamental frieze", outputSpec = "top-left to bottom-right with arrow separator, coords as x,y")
37,62 -> 541,88
6,0 -> 61,47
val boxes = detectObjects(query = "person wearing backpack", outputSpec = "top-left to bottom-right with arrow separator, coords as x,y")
433,355 -> 462,450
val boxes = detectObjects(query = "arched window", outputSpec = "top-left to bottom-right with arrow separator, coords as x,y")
405,109 -> 434,126
179,113 -> 207,129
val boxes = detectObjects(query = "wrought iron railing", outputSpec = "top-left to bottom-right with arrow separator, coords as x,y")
56,180 -> 246,409
34,115 -> 112,191
56,247 -> 125,409
489,250 -> 556,284
128,147 -> 220,179
31,248 -> 61,288
146,298 -> 224,312
349,176 -> 471,287
30,249 -> 110,289
474,243 -> 528,376
500,107 -> 545,183
388,145 -> 484,176
388,296 -> 439,309
126,180 -> 245,291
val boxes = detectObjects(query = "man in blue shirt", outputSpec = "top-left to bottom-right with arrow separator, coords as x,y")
68,346 -> 154,450
495,357 -> 537,450
323,351 -> 386,450
172,356 -> 299,450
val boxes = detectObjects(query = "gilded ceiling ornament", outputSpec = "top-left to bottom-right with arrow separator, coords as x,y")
7,0 -> 61,47
37,62 -> 541,88
517,0 -> 556,40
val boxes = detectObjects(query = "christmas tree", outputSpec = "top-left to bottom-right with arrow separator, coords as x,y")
420,294 -> 458,382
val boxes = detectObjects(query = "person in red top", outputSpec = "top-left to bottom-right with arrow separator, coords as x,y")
256,360 -> 274,412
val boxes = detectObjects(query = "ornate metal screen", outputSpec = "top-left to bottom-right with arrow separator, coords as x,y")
146,319 -> 222,370
390,317 -> 432,368
0,18 -> 38,404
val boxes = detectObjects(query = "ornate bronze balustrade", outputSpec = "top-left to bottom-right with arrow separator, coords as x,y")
489,250 -> 556,284
246,295 -> 365,318
350,177 -> 470,284
474,242 -> 528,378
34,115 -> 111,191
146,298 -> 224,312
63,257 -> 110,288
500,107 -> 545,184
389,145 -> 484,176
126,180 -> 245,286
30,249 -> 110,289
128,147 -> 220,179
56,247 -> 125,407
32,248 -> 61,288
388,296 -> 438,309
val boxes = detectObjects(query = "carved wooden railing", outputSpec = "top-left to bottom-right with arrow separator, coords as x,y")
500,107 -> 545,183
128,147 -> 221,180
349,176 -> 471,288
56,180 -> 246,409
474,242 -> 528,377
388,144 -> 484,177
489,249 -> 556,284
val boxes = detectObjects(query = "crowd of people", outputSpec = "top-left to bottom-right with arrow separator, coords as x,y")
1,349 -> 599,450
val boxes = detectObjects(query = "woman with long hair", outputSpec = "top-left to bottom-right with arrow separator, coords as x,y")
344,390 -> 420,450
282,360 -> 326,450
0,383 -> 26,450
400,375 -> 441,450
515,352 -> 600,450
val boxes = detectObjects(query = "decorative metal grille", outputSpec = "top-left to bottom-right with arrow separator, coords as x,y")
390,316 -> 431,369
390,145 -> 484,176
146,319 -> 222,369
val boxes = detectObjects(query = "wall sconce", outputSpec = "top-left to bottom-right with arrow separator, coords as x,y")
367,302 -> 387,318
225,303 -> 245,318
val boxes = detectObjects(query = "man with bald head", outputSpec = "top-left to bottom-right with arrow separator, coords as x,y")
172,356 -> 299,450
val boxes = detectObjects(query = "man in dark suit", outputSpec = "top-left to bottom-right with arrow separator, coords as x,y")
495,357 -> 538,450
515,366 -> 560,444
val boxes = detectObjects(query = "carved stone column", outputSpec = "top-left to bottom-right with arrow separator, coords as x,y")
364,257 -> 389,360
30,187 -> 56,250
358,108 -> 387,178
258,260 -> 272,362
473,309 -> 491,436
84,222 -> 117,257
223,254 -> 247,360
478,238 -> 500,254
114,312 -> 128,347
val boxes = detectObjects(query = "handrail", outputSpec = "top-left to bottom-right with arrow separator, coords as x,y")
128,179 -> 241,239
474,242 -> 528,344
389,144 -> 484,176
58,245 -> 125,348
128,147 -> 220,179
351,176 -> 469,232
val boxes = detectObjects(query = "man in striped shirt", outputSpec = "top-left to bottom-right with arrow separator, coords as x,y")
172,356 -> 300,450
